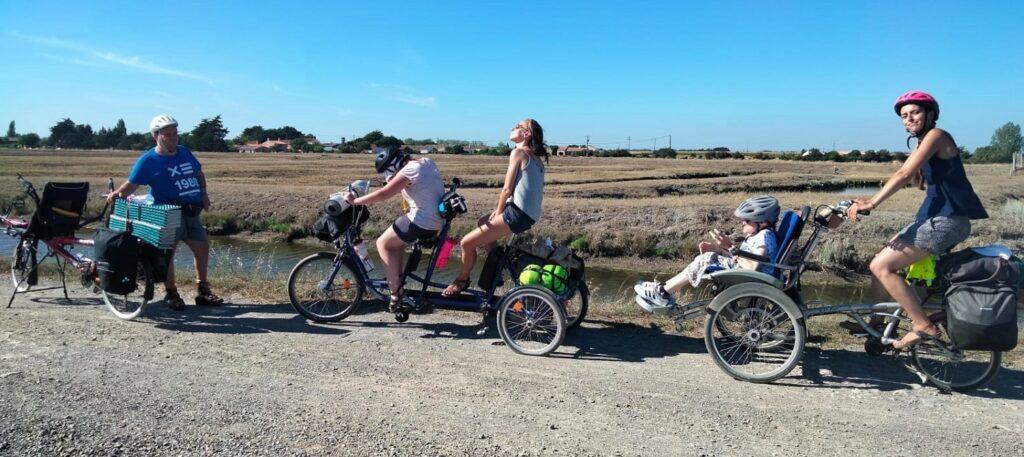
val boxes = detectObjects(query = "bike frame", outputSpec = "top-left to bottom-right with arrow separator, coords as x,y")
3,175 -> 108,306
328,210 -> 513,313
675,202 -> 952,342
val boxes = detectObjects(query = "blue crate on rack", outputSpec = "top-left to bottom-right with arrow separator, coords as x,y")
109,199 -> 181,249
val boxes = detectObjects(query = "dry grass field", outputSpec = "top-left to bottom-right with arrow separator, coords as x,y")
2,148 -> 1022,275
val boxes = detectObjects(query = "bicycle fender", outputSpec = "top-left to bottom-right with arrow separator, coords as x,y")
706,282 -> 804,320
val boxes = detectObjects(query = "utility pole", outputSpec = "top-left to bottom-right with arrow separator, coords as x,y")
832,140 -> 836,152
627,136 -> 631,150
653,138 -> 657,151
585,135 -> 590,148
668,134 -> 672,150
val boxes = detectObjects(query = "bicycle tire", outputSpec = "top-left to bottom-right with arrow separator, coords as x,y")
11,239 -> 34,292
103,267 -> 150,321
563,281 -> 589,329
287,252 -> 364,322
910,321 -> 1002,393
497,286 -> 566,356
704,284 -> 806,383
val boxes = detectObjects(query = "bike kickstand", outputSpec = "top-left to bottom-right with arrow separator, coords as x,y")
476,311 -> 489,336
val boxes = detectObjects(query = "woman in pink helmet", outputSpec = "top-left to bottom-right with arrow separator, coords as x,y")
845,91 -> 988,349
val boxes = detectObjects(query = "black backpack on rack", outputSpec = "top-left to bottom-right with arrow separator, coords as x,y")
939,248 -> 1020,351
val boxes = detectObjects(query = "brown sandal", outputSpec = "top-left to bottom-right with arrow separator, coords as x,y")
164,287 -> 186,311
441,279 -> 471,298
195,281 -> 225,307
893,325 -> 940,350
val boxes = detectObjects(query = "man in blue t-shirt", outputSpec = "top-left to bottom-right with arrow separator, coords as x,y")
107,115 -> 224,310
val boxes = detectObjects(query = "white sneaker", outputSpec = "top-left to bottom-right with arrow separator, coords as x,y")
633,281 -> 675,314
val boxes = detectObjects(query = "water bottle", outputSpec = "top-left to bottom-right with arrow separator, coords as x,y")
354,241 -> 374,271
435,237 -> 456,269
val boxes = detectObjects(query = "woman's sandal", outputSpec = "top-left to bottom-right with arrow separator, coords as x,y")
892,325 -> 940,350
388,286 -> 406,313
441,279 -> 471,298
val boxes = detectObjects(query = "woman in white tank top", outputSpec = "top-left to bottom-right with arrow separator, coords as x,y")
442,118 -> 547,297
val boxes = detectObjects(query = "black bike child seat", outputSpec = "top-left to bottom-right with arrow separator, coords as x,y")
26,182 -> 90,239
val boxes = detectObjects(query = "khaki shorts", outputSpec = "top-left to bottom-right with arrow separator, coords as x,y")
174,213 -> 208,243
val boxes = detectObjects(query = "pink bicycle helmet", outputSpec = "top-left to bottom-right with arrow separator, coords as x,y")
894,90 -> 939,117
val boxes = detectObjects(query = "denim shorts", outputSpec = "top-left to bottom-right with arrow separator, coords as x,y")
392,215 -> 438,244
895,216 -> 970,255
174,213 -> 208,243
502,203 -> 536,234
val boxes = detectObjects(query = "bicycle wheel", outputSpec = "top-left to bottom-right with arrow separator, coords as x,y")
497,286 -> 566,356
705,285 -> 805,383
288,252 -> 364,322
11,239 -> 35,292
911,322 -> 1002,393
103,268 -> 150,321
562,281 -> 589,329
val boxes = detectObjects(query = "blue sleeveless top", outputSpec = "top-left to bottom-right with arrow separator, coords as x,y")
916,150 -> 988,223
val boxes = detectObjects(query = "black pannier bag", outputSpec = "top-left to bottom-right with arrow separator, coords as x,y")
94,227 -> 140,295
140,244 -> 173,284
939,248 -> 1020,351
312,206 -> 369,242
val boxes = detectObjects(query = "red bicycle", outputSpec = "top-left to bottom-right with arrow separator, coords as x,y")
2,174 -> 153,318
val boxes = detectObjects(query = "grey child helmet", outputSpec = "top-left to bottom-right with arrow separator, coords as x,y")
734,195 -> 780,223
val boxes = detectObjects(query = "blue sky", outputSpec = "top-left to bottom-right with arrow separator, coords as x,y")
1,1 -> 1021,151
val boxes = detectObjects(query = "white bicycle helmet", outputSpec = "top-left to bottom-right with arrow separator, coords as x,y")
734,195 -> 780,223
149,114 -> 178,135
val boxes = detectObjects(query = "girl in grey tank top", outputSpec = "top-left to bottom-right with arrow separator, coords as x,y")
510,153 -> 544,221
442,118 -> 549,297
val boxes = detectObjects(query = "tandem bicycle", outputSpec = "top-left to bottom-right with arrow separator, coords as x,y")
286,177 -> 588,356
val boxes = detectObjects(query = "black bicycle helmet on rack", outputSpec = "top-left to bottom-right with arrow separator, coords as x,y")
374,146 -> 408,174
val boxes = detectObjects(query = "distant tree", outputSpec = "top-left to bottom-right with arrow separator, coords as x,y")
6,121 -> 15,138
17,133 -> 40,148
186,115 -> 230,152
973,122 -> 1022,163
362,130 -> 384,145
712,146 -> 730,152
653,148 -> 677,159
113,119 -> 127,138
846,150 -> 862,161
825,151 -> 842,162
549,145 -> 559,156
446,144 -> 466,155
290,137 -> 310,152
374,135 -> 403,150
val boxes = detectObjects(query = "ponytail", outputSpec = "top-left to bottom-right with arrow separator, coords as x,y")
523,118 -> 548,164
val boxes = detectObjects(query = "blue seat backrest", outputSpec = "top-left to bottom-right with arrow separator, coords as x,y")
772,211 -> 803,265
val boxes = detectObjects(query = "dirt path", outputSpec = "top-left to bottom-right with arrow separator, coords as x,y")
1,284 -> 1022,456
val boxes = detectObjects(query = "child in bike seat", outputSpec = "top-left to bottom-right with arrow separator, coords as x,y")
345,146 -> 445,312
635,195 -> 781,313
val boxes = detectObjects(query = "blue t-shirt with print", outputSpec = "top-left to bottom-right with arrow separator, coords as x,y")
127,145 -> 204,205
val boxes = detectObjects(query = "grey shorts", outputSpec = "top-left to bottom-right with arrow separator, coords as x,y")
895,216 -> 970,255
174,213 -> 208,243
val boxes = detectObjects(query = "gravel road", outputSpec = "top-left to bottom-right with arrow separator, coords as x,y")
1,283 -> 1022,456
